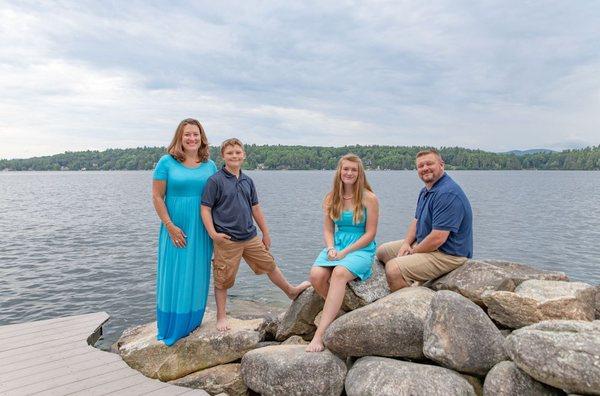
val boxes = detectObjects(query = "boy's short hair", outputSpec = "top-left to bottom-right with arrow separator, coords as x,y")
220,138 -> 244,155
416,148 -> 443,162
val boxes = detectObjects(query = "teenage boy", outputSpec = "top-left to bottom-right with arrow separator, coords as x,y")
201,138 -> 310,331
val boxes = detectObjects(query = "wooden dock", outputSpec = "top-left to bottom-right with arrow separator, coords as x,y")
0,312 -> 209,395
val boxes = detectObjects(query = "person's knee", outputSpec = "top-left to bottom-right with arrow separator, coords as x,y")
376,244 -> 387,262
384,262 -> 402,281
262,263 -> 279,277
331,266 -> 351,281
384,261 -> 396,278
309,268 -> 324,285
215,280 -> 234,290
385,261 -> 410,290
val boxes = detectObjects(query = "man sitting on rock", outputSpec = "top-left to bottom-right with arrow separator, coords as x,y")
378,149 -> 473,291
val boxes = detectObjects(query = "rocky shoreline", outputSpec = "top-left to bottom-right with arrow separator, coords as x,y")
114,259 -> 600,395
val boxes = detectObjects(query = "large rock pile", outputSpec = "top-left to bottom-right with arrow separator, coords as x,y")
115,259 -> 599,395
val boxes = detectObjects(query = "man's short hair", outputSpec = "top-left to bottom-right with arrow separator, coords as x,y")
416,148 -> 443,162
220,138 -> 244,155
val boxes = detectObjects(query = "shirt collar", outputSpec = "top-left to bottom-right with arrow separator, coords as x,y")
423,172 -> 447,193
221,165 -> 245,180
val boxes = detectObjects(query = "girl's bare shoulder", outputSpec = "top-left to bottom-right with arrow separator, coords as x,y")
363,190 -> 378,203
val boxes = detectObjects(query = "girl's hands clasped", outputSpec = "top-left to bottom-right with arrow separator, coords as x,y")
333,249 -> 347,261
326,247 -> 337,260
327,247 -> 348,261
167,223 -> 187,248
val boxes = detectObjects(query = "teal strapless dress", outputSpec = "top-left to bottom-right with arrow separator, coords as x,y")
153,154 -> 217,346
313,210 -> 376,280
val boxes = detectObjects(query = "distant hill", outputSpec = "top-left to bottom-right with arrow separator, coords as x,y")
504,149 -> 555,156
1,145 -> 599,171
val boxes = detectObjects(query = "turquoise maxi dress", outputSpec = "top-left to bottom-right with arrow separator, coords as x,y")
313,210 -> 376,280
153,154 -> 217,346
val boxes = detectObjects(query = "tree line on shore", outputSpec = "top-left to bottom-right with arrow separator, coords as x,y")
1,145 -> 599,171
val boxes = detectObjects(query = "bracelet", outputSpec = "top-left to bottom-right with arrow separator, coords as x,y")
165,221 -> 173,227
327,247 -> 335,252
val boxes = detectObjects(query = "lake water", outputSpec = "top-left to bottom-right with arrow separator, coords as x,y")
1,170 -> 599,350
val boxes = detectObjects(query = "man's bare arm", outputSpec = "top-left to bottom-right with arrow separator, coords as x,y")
397,219 -> 418,256
412,229 -> 450,253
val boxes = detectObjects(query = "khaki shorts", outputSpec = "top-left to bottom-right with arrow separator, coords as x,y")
213,236 -> 277,289
376,239 -> 467,285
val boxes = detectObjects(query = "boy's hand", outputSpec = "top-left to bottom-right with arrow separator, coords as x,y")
262,234 -> 271,249
212,233 -> 232,244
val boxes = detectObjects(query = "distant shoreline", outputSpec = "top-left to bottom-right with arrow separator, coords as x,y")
1,144 -> 599,171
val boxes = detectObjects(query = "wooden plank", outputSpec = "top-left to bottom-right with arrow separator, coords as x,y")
0,312 -> 107,336
0,319 -> 107,350
3,360 -> 129,395
2,348 -> 119,381
0,327 -> 101,353
178,389 -> 212,395
1,339 -> 91,363
0,312 -> 105,333
0,312 -> 108,338
31,366 -> 140,396
1,350 -> 122,391
144,384 -> 205,396
108,380 -> 171,396
0,316 -> 109,342
5,344 -> 92,373
0,336 -> 87,358
66,372 -> 150,395
0,318 -> 106,347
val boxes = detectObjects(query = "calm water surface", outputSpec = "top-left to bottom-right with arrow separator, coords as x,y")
1,170 -> 599,349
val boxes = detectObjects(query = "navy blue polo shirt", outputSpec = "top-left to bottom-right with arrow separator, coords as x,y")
414,173 -> 473,258
201,167 -> 258,241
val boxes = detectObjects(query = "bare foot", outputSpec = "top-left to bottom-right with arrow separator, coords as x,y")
288,281 -> 311,300
305,335 -> 325,352
216,317 -> 231,332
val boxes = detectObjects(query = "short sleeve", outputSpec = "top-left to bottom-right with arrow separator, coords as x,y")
431,193 -> 464,232
201,177 -> 218,207
153,155 -> 170,180
249,179 -> 259,206
414,191 -> 424,219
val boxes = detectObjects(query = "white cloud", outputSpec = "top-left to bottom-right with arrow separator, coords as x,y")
1,1 -> 599,158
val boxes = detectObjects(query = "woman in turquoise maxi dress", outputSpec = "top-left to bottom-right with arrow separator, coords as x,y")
152,119 -> 217,346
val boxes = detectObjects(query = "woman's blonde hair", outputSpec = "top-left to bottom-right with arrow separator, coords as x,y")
327,154 -> 372,224
167,118 -> 210,163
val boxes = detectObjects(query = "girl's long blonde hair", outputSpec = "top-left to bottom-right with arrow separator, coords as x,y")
327,154 -> 372,224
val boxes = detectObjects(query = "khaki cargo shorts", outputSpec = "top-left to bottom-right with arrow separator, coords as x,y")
213,236 -> 276,289
376,239 -> 467,285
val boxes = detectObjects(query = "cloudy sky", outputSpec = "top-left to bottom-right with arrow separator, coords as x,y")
1,1 -> 599,159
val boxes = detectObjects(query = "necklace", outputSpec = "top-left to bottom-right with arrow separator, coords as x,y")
342,194 -> 353,200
